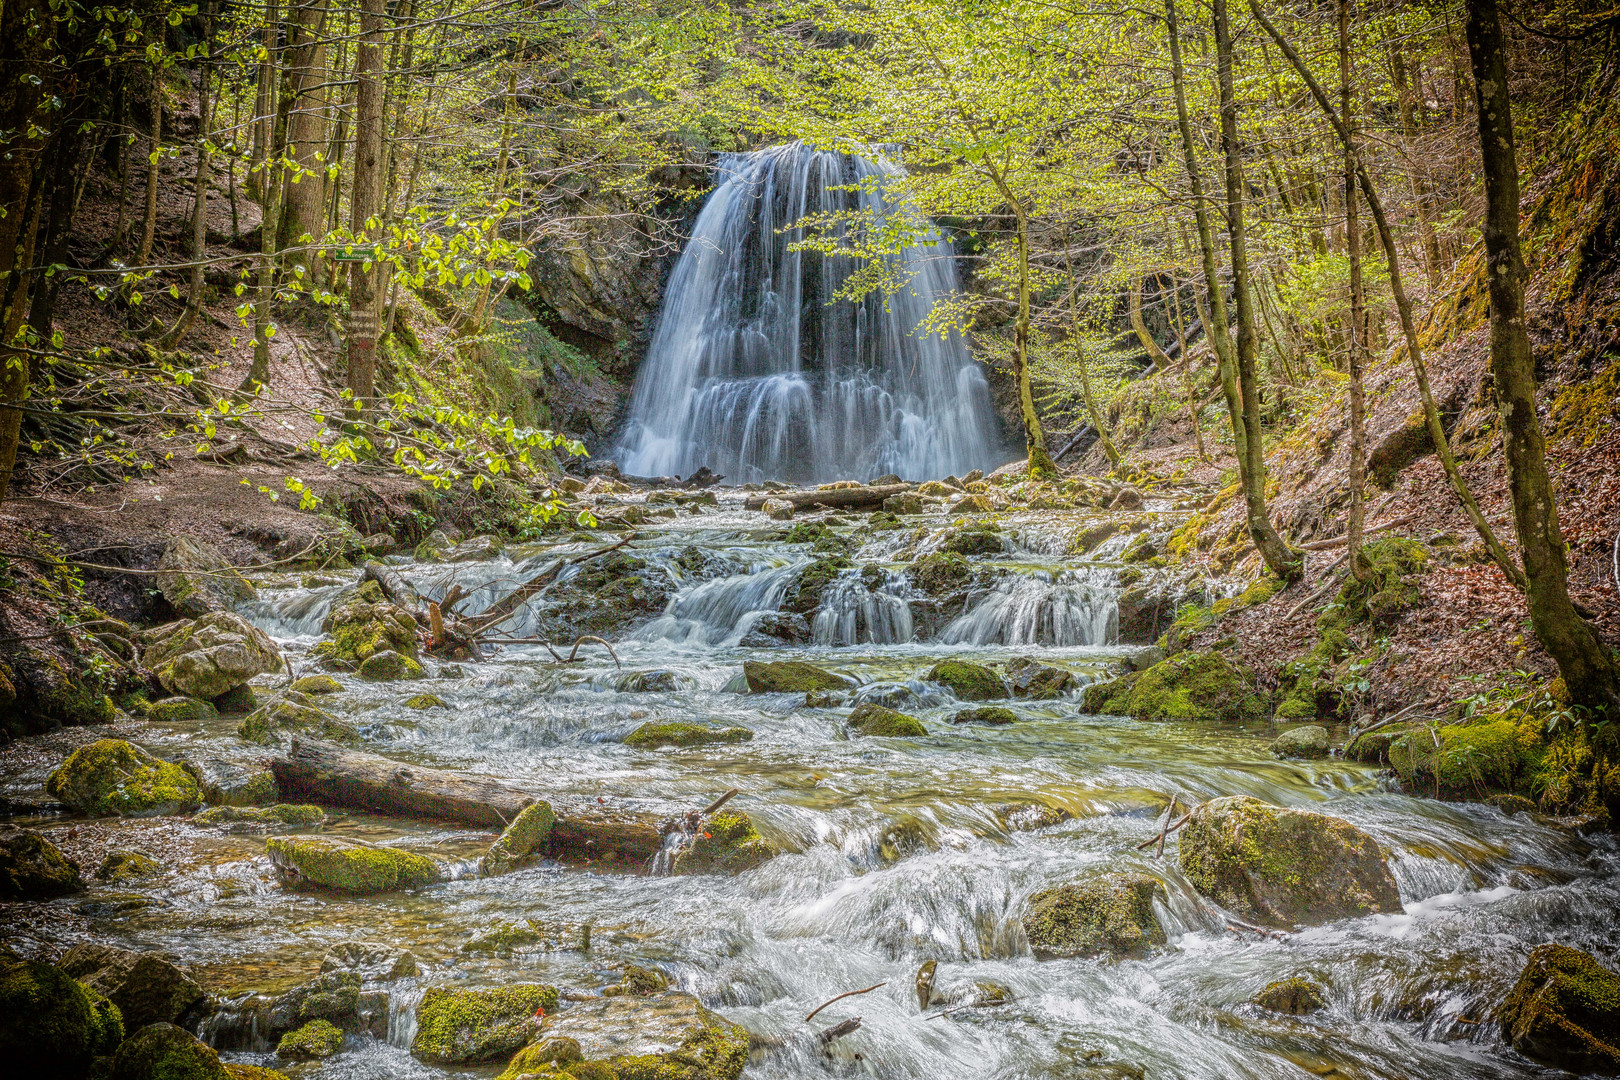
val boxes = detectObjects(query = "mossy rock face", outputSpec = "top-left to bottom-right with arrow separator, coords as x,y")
1332,537 -> 1428,627
155,536 -> 257,619
222,1064 -> 292,1080
238,691 -> 362,748
277,1019 -> 344,1060
846,702 -> 927,737
1081,673 -> 1138,715
483,801 -> 556,875
671,811 -> 777,875
1117,651 -> 1267,721
266,835 -> 441,894
289,674 -> 343,695
96,849 -> 159,884
0,953 -> 123,1078
1499,943 -> 1620,1074
624,722 -> 753,749
60,942 -> 204,1030
953,706 -> 1019,725
404,693 -> 448,709
412,983 -> 560,1064
0,636 -> 117,737
142,613 -> 284,700
0,825 -> 83,899
193,804 -> 325,830
781,555 -> 851,615
1022,873 -> 1166,959
742,660 -> 852,694
1344,724 -> 1415,765
109,1022 -> 226,1080
313,580 -> 420,671
1388,720 -> 1541,799
539,992 -> 749,1080
1271,725 -> 1331,759
927,660 -> 1005,701
909,552 -> 972,596
148,696 -> 218,723
47,739 -> 202,818
263,970 -> 360,1036
1177,796 -> 1402,928
941,526 -> 1002,556
1068,520 -> 1121,556
497,1038 -> 585,1080
1006,658 -> 1077,700
1254,976 -> 1327,1015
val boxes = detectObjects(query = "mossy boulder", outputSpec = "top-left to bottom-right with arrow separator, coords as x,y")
742,660 -> 852,694
1344,724 -> 1417,765
497,1038 -> 585,1080
312,580 -> 420,671
909,551 -> 972,596
412,983 -> 560,1064
1388,719 -> 1542,799
1005,658 -> 1077,700
941,525 -> 1002,556
782,555 -> 851,615
357,649 -> 425,681
538,992 -> 749,1080
155,536 -> 257,619
953,706 -> 1019,725
0,953 -> 124,1078
193,804 -> 325,830
108,1022 -> 226,1080
405,693 -> 447,709
143,612 -> 284,699
277,1018 -> 344,1059
846,702 -> 927,737
266,835 -> 441,894
927,660 -> 1004,701
60,943 -> 204,1030
0,825 -> 83,899
148,696 -> 218,723
238,690 -> 362,747
483,801 -> 556,875
624,722 -> 753,749
47,739 -> 202,817
1177,796 -> 1402,928
1499,943 -> 1620,1074
96,849 -> 160,884
1022,873 -> 1166,959
1271,725 -> 1331,759
289,674 -> 342,695
223,1065 -> 291,1080
671,812 -> 776,874
602,965 -> 670,998
1110,651 -> 1268,721
1254,976 -> 1327,1014
189,758 -> 278,807
531,551 -> 677,641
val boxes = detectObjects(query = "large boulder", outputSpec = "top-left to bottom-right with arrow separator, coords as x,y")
187,756 -> 279,806
357,649 -> 425,681
927,660 -> 1005,701
59,943 -> 205,1030
193,804 -> 325,830
1177,796 -> 1402,927
0,825 -> 83,899
1005,658 -> 1077,700
313,580 -> 420,671
238,690 -> 362,747
109,1022 -> 227,1080
1022,873 -> 1166,959
267,835 -> 441,894
1088,650 -> 1268,721
155,536 -> 256,618
742,660 -> 853,694
142,613 -> 284,700
529,551 -> 676,641
47,739 -> 202,817
537,991 -> 749,1080
1499,943 -> 1620,1074
277,1019 -> 344,1060
671,812 -> 776,875
264,971 -> 360,1035
0,953 -> 125,1079
1271,725 -> 1331,759
846,702 -> 927,737
411,983 -> 559,1064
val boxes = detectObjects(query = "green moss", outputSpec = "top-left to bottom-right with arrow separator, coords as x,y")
1499,943 -> 1620,1073
193,804 -> 325,828
602,965 -> 670,998
238,693 -> 362,747
1388,719 -> 1543,798
108,1022 -> 227,1080
1238,576 -> 1283,608
0,955 -> 120,1077
909,552 -> 972,596
952,706 -> 1019,725
497,1038 -> 584,1080
483,801 -> 556,874
1121,651 -> 1268,722
314,582 -> 420,671
846,702 -> 927,737
624,723 -> 754,749
290,674 -> 343,695
566,1062 -> 619,1080
212,685 -> 258,714
742,660 -> 851,694
1021,873 -> 1166,959
277,1019 -> 344,1060
461,920 -> 569,954
941,525 -> 1002,556
609,1006 -> 749,1080
781,555 -> 851,615
96,849 -> 159,883
927,660 -> 1004,701
267,836 -> 441,894
1080,673 -> 1139,715
1332,537 -> 1429,626
223,1065 -> 293,1080
148,696 -> 218,723
1254,977 -> 1326,1015
672,811 -> 777,874
358,650 -> 426,681
411,983 -> 559,1064
405,693 -> 448,709
46,739 -> 202,818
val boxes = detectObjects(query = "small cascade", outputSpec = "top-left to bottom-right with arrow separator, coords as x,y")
197,995 -> 273,1052
387,982 -> 425,1049
649,828 -> 695,876
940,569 -> 1117,646
812,567 -> 914,646
636,562 -> 805,646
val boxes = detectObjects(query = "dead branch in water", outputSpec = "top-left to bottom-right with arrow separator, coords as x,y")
703,788 -> 740,815
818,1017 -> 861,1043
1136,805 -> 1195,851
805,983 -> 886,1023
463,533 -> 636,635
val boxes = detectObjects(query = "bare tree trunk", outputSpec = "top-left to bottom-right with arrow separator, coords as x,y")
346,0 -> 387,417
277,0 -> 331,273
137,37 -> 163,268
161,5 -> 216,349
1340,0 -> 1370,583
1167,261 -> 1208,462
1129,276 -> 1172,372
1464,0 -> 1620,719
1063,229 -> 1120,467
1390,45 -> 1444,291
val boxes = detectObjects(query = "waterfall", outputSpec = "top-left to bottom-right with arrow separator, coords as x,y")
812,567 -> 914,646
939,569 -> 1117,647
615,142 -> 1002,484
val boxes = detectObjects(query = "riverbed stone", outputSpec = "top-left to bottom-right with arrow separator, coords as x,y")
997,802 -> 1073,831
155,536 -> 257,619
483,800 -> 557,875
47,739 -> 202,817
443,535 -> 504,562
314,580 -> 420,670
1005,658 -> 1076,699
1177,796 -> 1402,927
143,612 -> 284,699
909,551 -> 972,596
532,551 -> 677,641
927,659 -> 1005,701
671,811 -> 776,874
1271,725 -> 1331,759
189,757 -> 279,806
193,804 -> 325,829
277,1018 -> 344,1059
846,702 -> 927,737
0,825 -> 83,899
320,942 -> 420,981
96,848 -> 159,883
358,648 -> 425,681
267,970 -> 361,1034
405,692 -> 448,709
60,942 -> 204,1030
1254,976 -> 1327,1014
1022,873 -> 1166,959
0,952 -> 124,1079
737,612 -> 810,647
497,1038 -> 584,1079
1499,943 -> 1620,1074
290,674 -> 343,695
147,695 -> 218,723
625,722 -> 754,749
953,706 -> 1019,725
238,690 -> 362,747
107,1022 -> 225,1080
267,835 -> 442,894
941,525 -> 1003,556
742,660 -> 853,694
538,991 -> 749,1080
412,983 -> 559,1064
761,498 -> 794,520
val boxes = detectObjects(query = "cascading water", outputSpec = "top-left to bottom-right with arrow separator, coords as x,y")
940,568 -> 1118,647
615,142 -> 1002,484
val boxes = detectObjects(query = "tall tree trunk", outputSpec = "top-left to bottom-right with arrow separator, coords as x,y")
248,0 -> 279,199
1390,45 -> 1444,291
277,0 -> 331,272
162,6 -> 216,349
1464,0 -> 1620,718
1129,276 -> 1172,372
346,0 -> 386,417
137,40 -> 163,268
1063,229 -> 1121,468
1010,207 -> 1052,475
1212,0 -> 1302,582
1340,0 -> 1370,583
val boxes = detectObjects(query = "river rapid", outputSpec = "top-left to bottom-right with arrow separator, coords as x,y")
8,494 -> 1618,1080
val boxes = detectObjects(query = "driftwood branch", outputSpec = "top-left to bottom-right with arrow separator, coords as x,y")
1136,806 -> 1195,850
464,533 -> 636,635
525,635 -> 621,668
703,789 -> 740,815
805,983 -> 886,1023
743,484 -> 909,512
818,1018 -> 861,1044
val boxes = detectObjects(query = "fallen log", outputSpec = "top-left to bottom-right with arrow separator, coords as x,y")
362,561 -> 423,613
463,533 -> 636,635
743,483 -> 910,512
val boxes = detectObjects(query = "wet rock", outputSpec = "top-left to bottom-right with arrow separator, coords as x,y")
538,991 -> 749,1080
189,757 -> 278,806
155,536 -> 256,618
531,551 -> 676,641
277,1018 -> 344,1059
1124,645 -> 1166,671
147,695 -> 218,723
267,970 -> 360,1034
1091,650 -> 1268,721
953,706 -> 1019,724
313,580 -> 420,671
941,525 -> 1003,556
320,942 -> 420,981
915,960 -> 937,1009
109,1023 -> 225,1080
411,983 -> 559,1064
1499,943 -> 1620,1074
1068,520 -> 1120,556
442,535 -> 504,562
223,1064 -> 291,1080
883,493 -> 924,514
143,612 -> 284,699
0,627 -> 117,737
358,649 -> 425,681
1387,719 -> 1536,799
1005,658 -> 1077,700
996,802 -> 1073,831
1489,793 -> 1539,816
908,551 -> 972,596
927,659 -> 1005,701
736,612 -> 811,647
461,920 -> 573,954
1022,873 -> 1166,959
671,811 -> 777,874
846,702 -> 927,737
193,804 -> 325,830
618,670 -> 682,693
1254,976 -> 1327,1015
0,825 -> 83,899
742,660 -> 853,694
1271,725 -> 1331,759
1116,586 -> 1175,645
625,722 -> 754,749
497,1038 -> 584,1079
405,692 -> 448,709
96,849 -> 159,884
60,942 -> 204,1030
238,690 -> 362,747
47,739 -> 202,817
781,555 -> 852,615
602,964 -> 670,997
266,835 -> 442,894
1343,724 -> 1415,765
1177,795 -> 1402,927
213,684 -> 257,713
483,801 -> 556,875
916,480 -> 957,497
0,952 -> 124,1078
414,529 -> 457,561
761,498 -> 795,521
289,674 -> 343,695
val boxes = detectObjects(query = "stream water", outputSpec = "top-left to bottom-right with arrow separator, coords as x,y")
14,499 -> 1620,1079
